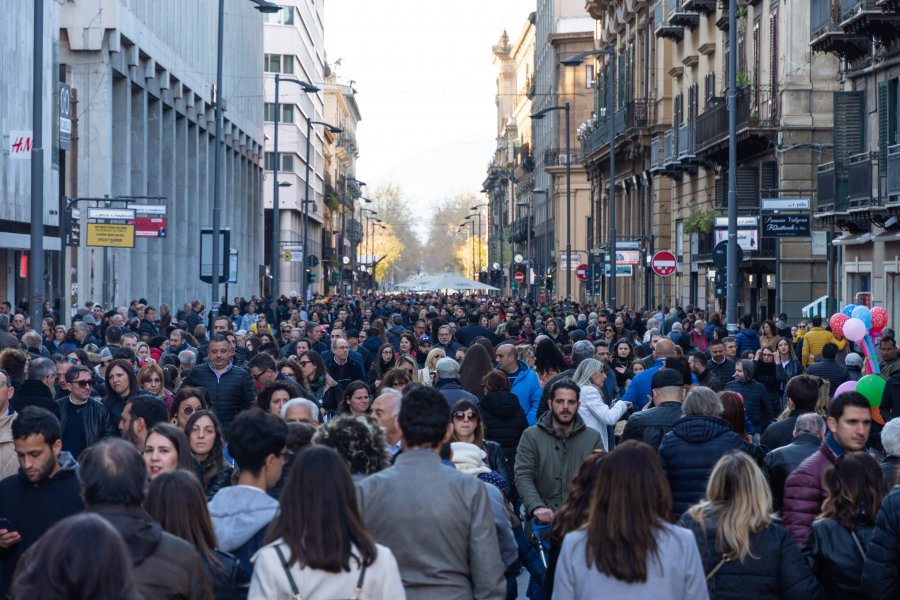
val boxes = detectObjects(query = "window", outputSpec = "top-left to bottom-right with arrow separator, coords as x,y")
263,54 -> 295,75
282,55 -> 294,75
264,103 -> 276,122
265,103 -> 295,124
264,152 -> 295,172
585,65 -> 594,89
264,6 -> 295,25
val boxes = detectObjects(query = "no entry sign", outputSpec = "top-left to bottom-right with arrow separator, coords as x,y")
514,271 -> 525,284
575,264 -> 589,281
651,251 -> 677,277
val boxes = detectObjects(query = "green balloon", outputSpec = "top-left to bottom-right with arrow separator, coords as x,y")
857,374 -> 886,409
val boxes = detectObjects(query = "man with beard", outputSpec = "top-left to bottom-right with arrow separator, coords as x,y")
0,407 -> 83,596
118,395 -> 168,451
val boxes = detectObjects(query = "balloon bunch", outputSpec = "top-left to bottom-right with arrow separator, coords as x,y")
829,304 -> 889,411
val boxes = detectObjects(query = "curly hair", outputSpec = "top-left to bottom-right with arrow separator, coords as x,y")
312,415 -> 390,476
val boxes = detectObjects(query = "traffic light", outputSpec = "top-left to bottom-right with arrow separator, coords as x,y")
545,268 -> 554,292
306,267 -> 314,284
65,205 -> 81,247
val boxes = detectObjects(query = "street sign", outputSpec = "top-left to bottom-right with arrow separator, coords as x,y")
559,253 -> 582,271
616,241 -> 641,250
761,197 -> 811,211
282,245 -> 303,262
614,250 -> 641,265
227,249 -> 238,285
651,251 -> 677,277
131,204 -> 168,237
603,264 -> 634,277
575,264 -> 589,281
59,83 -> 72,150
86,223 -> 135,248
514,270 -> 525,284
713,241 -> 744,268
199,228 -> 231,284
762,214 -> 811,238
87,208 -> 135,221
715,228 -> 759,251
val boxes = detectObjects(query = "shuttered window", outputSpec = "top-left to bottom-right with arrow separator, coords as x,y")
761,161 -> 779,195
737,166 -> 759,207
833,91 -> 866,165
770,9 -> 779,118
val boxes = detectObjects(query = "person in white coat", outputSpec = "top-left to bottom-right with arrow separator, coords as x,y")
573,359 -> 631,450
249,446 -> 405,599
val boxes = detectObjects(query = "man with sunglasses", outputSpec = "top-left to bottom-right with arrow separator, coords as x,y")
56,365 -> 116,458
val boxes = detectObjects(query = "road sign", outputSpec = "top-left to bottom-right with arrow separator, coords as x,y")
282,245 -> 303,262
514,270 -> 525,284
559,253 -> 582,271
131,205 -> 168,238
651,251 -> 677,277
603,264 -> 634,277
575,264 -> 589,281
762,214 -> 811,238
713,241 -> 744,268
761,197 -> 811,211
87,223 -> 135,248
59,83 -> 72,150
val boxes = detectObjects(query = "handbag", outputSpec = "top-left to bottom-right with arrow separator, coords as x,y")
274,545 -> 368,600
705,553 -> 733,581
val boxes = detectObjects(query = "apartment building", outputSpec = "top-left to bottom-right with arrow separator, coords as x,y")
583,0 -> 835,318
809,0 -> 900,323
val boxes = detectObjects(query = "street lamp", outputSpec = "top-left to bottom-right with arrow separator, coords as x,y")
301,117 -> 342,302
212,0 -> 281,312
561,48 -> 616,309
361,208 -> 377,287
531,103 -> 571,300
459,221 -> 476,278
470,203 -> 487,273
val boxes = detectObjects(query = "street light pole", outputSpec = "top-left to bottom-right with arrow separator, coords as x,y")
29,0 -> 45,331
301,117 -> 341,303
726,0 -> 739,331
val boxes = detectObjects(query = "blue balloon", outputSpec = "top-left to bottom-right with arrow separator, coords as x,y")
851,305 -> 873,329
842,304 -> 857,317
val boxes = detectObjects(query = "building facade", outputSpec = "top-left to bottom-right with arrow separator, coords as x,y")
58,0 -> 267,312
263,0 -> 327,297
810,0 -> 900,324
583,0 -> 835,318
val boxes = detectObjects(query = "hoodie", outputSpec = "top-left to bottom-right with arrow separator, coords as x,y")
506,359 -> 543,425
209,485 -> 279,575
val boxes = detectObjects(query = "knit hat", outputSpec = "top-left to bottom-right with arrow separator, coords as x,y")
845,352 -> 863,368
738,358 -> 755,380
451,442 -> 490,476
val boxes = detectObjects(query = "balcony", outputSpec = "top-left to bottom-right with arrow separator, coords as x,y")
810,0 -> 870,57
716,7 -> 730,30
669,0 -> 701,28
815,162 -> 849,214
543,148 -> 574,167
581,118 -> 611,160
877,0 -> 900,13
664,129 -> 676,167
841,0 -> 900,39
615,100 -> 650,133
650,135 -> 665,173
654,0 -> 684,39
847,151 -> 879,209
887,145 -> 900,205
695,85 -> 778,161
509,216 -> 531,243
683,0 -> 716,16
677,121 -> 696,160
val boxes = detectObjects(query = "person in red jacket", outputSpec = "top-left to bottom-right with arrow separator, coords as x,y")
782,391 -> 871,546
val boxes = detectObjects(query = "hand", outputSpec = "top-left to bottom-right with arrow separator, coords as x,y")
533,508 -> 554,523
0,529 -> 21,549
624,401 -> 633,410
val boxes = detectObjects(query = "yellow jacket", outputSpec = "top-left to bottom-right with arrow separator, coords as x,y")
802,326 -> 847,367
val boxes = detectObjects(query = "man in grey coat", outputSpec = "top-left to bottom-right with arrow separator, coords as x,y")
357,383 -> 505,600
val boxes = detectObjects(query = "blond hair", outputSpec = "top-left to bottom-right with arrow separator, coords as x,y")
686,452 -> 772,560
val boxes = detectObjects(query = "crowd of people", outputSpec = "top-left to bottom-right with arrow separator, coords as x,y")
0,294 -> 900,598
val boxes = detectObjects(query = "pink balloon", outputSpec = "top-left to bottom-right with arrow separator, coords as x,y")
843,317 -> 868,342
833,380 -> 858,398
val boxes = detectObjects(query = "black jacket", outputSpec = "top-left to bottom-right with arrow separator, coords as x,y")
696,368 -> 723,391
725,378 -> 773,434
753,361 -> 784,420
708,357 -> 736,385
760,411 -> 807,453
0,460 -> 84,596
880,371 -> 900,422
10,379 -> 59,419
325,357 -> 366,390
803,519 -> 874,599
620,401 -> 683,451
679,515 -> 824,600
202,462 -> 234,502
763,432 -> 821,514
862,487 -> 900,598
807,359 -> 850,398
479,391 -> 528,467
182,362 -> 256,432
56,396 -> 118,449
484,440 -> 513,492
91,504 -> 212,599
659,416 -> 746,519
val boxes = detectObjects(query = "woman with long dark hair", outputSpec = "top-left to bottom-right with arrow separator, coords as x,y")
458,343 -> 494,400
298,350 -> 340,415
449,399 -> 512,487
11,513 -> 141,600
478,369 -> 528,468
367,343 -> 396,389
250,446 -> 404,597
185,409 -> 234,500
169,386 -> 210,428
145,470 -> 245,598
679,452 -> 822,599
143,423 -> 194,481
339,381 -> 372,416
610,339 -> 635,389
554,440 -> 707,598
103,358 -> 144,424
803,452 -> 886,598
534,337 -> 567,389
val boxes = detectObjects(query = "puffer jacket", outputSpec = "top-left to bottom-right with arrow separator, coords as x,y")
514,411 -> 604,517
782,438 -> 838,546
679,513 -> 823,600
182,362 -> 256,431
735,328 -> 761,356
804,519 -> 874,599
619,401 -> 684,450
862,488 -> 900,598
763,432 -> 821,513
479,391 -> 528,467
801,327 -> 847,368
507,360 -> 543,425
658,416 -> 746,519
725,377 -> 773,433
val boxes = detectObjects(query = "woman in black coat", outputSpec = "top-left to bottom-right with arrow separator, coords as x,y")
725,359 -> 773,435
477,369 -> 528,468
803,452 -> 887,599
678,452 -> 823,600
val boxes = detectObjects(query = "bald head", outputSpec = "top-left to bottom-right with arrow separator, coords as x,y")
653,339 -> 675,359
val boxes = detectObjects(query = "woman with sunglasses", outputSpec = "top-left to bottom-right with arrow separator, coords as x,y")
449,399 -> 513,490
169,386 -> 210,429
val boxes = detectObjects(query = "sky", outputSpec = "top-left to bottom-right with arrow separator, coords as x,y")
323,0 -> 535,242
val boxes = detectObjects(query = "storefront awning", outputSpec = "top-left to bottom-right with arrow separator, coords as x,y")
832,233 -> 873,246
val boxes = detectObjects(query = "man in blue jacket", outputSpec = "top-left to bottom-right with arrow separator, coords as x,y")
496,342 -> 541,425
735,314 -> 761,357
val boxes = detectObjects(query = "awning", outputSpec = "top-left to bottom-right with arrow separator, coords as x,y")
832,233 -> 873,246
872,230 -> 900,243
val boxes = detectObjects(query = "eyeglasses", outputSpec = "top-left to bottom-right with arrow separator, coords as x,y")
453,411 -> 477,422
180,405 -> 196,415
66,357 -> 80,364
251,370 -> 270,380
73,380 -> 93,388
298,360 -> 312,367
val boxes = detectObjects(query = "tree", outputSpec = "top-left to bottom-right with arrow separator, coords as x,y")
454,235 -> 487,279
366,184 -> 424,283
364,222 -> 403,284
426,192 -> 484,274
